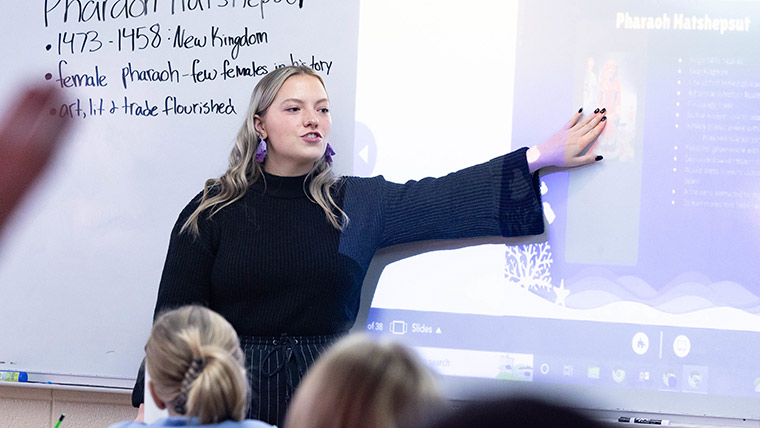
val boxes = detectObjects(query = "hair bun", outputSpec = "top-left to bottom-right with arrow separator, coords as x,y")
173,356 -> 207,414
190,357 -> 206,373
148,306 -> 248,423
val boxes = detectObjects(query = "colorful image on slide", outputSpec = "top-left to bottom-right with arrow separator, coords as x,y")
581,54 -> 638,162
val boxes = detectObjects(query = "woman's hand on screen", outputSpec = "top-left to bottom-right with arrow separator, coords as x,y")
526,108 -> 607,173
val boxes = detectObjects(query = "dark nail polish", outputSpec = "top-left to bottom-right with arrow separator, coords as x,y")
601,116 -> 607,122
600,107 -> 606,114
595,155 -> 604,162
578,107 -> 583,113
594,108 -> 600,114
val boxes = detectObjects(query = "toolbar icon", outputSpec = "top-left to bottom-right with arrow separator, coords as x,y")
613,368 -> 626,383
663,370 -> 678,388
673,335 -> 691,358
540,363 -> 550,375
563,365 -> 574,377
687,371 -> 702,389
588,366 -> 600,379
390,320 -> 407,335
632,332 -> 649,355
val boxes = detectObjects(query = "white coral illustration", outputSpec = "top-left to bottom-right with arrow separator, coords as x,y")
504,242 -> 553,291
504,243 -> 571,305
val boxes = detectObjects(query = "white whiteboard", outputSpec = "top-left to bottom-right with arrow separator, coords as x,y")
0,0 -> 359,387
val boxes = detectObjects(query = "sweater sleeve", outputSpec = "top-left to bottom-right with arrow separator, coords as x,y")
371,147 -> 544,248
152,193 -> 217,319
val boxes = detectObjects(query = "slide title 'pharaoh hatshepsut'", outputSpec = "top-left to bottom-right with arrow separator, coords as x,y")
616,12 -> 751,35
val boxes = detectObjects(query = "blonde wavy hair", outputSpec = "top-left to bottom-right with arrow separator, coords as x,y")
146,305 -> 248,424
181,65 -> 348,236
285,334 -> 444,428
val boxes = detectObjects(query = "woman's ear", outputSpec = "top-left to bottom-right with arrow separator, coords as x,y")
148,380 -> 167,411
254,115 -> 266,140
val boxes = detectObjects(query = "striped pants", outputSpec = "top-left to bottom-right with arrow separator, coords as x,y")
240,333 -> 344,426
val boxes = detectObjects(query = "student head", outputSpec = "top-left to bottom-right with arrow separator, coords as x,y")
285,334 -> 443,428
181,65 -> 346,235
424,395 -> 612,428
146,305 -> 248,425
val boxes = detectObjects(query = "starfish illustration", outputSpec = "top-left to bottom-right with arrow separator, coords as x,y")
554,279 -> 570,306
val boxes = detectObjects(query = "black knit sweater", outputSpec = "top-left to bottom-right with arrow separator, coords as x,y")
152,148 -> 544,336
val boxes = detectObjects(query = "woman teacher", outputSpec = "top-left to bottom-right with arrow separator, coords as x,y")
134,65 -> 607,426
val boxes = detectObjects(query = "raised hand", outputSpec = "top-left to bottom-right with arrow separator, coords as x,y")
0,85 -> 69,233
526,107 -> 607,173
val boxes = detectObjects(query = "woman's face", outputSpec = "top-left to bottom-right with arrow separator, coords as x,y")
254,74 -> 332,176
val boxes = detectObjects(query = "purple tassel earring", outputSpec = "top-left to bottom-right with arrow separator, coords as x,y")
255,139 -> 267,163
324,143 -> 335,164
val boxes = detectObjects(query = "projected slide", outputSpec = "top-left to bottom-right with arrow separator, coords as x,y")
357,0 -> 760,417
540,3 -> 760,323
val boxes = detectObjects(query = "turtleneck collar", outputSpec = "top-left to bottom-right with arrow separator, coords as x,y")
251,171 -> 311,199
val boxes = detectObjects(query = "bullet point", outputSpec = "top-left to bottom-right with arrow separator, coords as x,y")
674,156 -> 678,162
677,80 -> 681,85
676,112 -> 680,118
46,44 -> 52,51
672,200 -> 676,205
678,58 -> 683,63
675,124 -> 679,128
45,73 -> 52,80
49,108 -> 57,116
672,189 -> 676,194
677,91 -> 681,96
678,69 -> 682,74
673,168 -> 677,172
676,102 -> 680,107
674,146 -> 678,150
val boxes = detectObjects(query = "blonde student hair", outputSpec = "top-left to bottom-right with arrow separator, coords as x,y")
146,305 -> 248,424
285,334 -> 443,428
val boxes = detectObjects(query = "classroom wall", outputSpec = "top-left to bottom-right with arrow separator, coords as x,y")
0,385 -> 134,428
